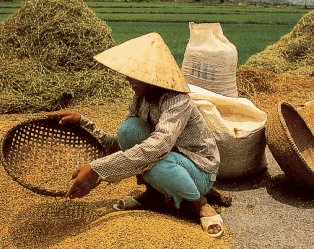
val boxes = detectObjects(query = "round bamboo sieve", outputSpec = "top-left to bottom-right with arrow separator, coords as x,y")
0,117 -> 109,197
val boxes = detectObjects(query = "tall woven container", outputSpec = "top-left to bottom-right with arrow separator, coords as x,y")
266,102 -> 314,190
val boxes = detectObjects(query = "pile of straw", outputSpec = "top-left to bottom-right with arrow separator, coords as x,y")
236,66 -> 275,99
244,10 -> 313,76
299,100 -> 314,130
0,0 -> 132,113
237,66 -> 314,113
237,11 -> 314,113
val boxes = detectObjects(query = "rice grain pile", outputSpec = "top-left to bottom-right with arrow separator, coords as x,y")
18,144 -> 88,192
0,0 -> 132,114
0,104 -> 232,249
7,199 -> 231,249
244,10 -> 313,76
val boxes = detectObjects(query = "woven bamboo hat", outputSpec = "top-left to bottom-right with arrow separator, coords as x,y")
94,32 -> 190,93
266,101 -> 314,190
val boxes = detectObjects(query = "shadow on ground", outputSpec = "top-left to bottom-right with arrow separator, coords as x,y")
8,199 -> 115,248
215,160 -> 314,209
8,196 -> 203,249
215,168 -> 314,209
266,173 -> 314,209
215,167 -> 270,192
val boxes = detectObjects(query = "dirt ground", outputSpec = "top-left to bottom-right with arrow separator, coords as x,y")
0,96 -> 313,248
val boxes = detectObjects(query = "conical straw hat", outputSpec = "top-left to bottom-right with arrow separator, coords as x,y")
94,32 -> 190,93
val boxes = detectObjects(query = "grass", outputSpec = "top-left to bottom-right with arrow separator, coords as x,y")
108,22 -> 294,65
0,1 -> 311,65
96,12 -> 305,24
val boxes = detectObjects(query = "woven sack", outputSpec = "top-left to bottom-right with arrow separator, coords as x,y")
0,117 -> 111,197
266,102 -> 314,190
189,84 -> 267,179
182,22 -> 238,97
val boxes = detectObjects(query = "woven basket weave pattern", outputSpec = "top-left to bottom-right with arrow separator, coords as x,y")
1,117 -> 108,197
266,102 -> 314,189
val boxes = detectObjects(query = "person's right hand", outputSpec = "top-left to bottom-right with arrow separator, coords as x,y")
65,164 -> 100,199
46,110 -> 81,125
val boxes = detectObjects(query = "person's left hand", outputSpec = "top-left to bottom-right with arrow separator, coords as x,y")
65,164 -> 100,199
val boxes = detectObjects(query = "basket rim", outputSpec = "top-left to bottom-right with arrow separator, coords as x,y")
277,101 -> 314,172
0,115 -> 106,197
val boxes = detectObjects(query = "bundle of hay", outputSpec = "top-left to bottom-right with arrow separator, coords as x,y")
236,67 -> 275,99
237,67 -> 314,112
299,100 -> 314,130
244,10 -> 314,76
0,0 -> 132,113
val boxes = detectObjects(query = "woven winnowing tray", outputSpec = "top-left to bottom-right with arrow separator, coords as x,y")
1,117 -> 108,197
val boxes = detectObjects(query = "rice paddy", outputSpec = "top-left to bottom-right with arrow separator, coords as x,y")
0,1 -> 310,65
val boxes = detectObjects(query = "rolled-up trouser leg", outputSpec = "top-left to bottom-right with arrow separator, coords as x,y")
143,152 -> 216,209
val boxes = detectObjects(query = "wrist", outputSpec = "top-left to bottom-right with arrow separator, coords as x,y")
88,165 -> 99,179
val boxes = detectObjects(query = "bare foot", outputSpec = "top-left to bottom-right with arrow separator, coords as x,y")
192,196 -> 223,236
200,203 -> 222,235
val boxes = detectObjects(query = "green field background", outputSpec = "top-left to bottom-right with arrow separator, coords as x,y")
0,1 -> 310,65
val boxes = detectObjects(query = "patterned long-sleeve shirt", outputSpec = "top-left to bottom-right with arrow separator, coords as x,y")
80,92 -> 220,183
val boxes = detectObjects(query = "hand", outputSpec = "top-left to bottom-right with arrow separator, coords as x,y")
65,164 -> 100,199
46,110 -> 81,125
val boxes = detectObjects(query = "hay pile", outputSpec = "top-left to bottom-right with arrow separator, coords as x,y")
237,66 -> 314,113
299,100 -> 314,130
244,10 -> 313,76
0,0 -> 132,113
237,10 -> 314,113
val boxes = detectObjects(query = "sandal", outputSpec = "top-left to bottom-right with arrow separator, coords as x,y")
200,214 -> 224,238
113,196 -> 144,211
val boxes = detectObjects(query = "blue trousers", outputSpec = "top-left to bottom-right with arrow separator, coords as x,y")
117,117 -> 216,209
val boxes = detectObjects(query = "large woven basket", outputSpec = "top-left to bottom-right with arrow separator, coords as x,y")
1,117 -> 109,197
266,102 -> 314,190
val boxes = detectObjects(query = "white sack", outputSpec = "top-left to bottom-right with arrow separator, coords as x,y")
182,22 -> 238,97
189,84 -> 267,179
